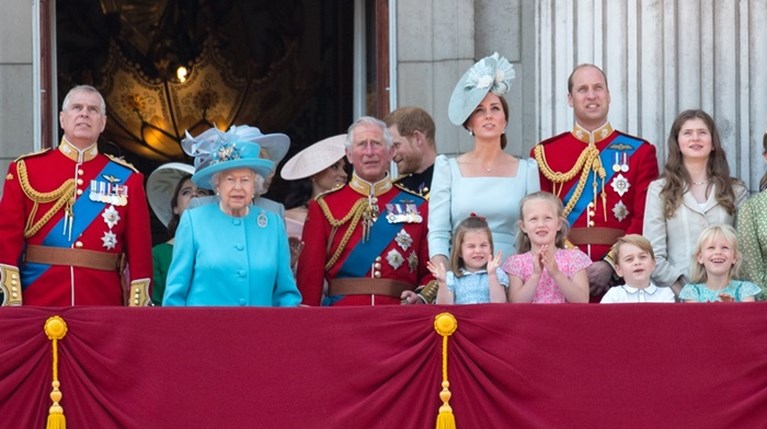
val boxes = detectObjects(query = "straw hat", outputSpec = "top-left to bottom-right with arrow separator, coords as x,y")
147,162 -> 196,227
448,52 -> 515,126
280,134 -> 347,181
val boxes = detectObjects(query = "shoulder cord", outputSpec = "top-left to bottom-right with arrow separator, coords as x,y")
17,160 -> 76,238
318,198 -> 368,270
534,144 -> 604,217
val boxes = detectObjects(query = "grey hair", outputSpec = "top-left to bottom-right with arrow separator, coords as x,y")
210,169 -> 265,196
62,85 -> 107,115
345,116 -> 393,149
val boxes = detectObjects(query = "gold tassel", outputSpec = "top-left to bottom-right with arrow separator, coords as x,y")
44,316 -> 68,429
434,313 -> 458,429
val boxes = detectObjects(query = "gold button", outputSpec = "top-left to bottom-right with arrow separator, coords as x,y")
75,241 -> 84,248
78,169 -> 84,175
588,221 -> 595,227
374,263 -> 381,269
77,178 -> 83,185
76,189 -> 83,196
374,271 -> 381,278
375,256 -> 381,262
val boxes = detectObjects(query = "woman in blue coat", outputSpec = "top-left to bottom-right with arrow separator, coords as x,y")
163,127 -> 301,307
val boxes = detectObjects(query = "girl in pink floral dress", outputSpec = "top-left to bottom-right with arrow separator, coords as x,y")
503,192 -> 591,303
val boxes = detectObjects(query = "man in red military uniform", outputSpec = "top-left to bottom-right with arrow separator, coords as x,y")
297,116 -> 436,306
0,85 -> 152,306
531,64 -> 658,298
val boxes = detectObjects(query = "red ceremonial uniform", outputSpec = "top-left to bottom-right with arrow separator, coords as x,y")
297,173 -> 433,306
0,139 -> 153,306
531,123 -> 658,261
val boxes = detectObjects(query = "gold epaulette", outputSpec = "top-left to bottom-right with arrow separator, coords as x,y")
313,183 -> 344,202
105,154 -> 139,172
13,148 -> 50,162
393,182 -> 427,201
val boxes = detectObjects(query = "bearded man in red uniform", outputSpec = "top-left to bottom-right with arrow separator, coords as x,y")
0,85 -> 152,306
531,64 -> 658,299
297,116 -> 436,306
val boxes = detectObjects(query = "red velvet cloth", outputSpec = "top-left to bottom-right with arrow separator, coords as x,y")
2,304 -> 767,428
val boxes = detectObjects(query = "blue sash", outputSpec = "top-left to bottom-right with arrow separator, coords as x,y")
22,161 -> 133,287
323,192 -> 424,305
337,192 -> 424,278
564,134 -> 643,226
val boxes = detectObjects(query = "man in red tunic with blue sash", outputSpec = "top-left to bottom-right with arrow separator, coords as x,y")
297,117 -> 436,306
0,85 -> 152,306
531,65 -> 658,299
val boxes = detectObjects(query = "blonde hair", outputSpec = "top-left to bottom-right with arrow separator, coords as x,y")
614,234 -> 655,261
450,215 -> 494,278
515,191 -> 569,253
689,224 -> 742,283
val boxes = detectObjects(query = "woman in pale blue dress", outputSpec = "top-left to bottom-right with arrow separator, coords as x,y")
429,52 -> 540,269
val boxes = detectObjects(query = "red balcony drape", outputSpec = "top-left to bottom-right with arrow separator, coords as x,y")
1,303 -> 766,428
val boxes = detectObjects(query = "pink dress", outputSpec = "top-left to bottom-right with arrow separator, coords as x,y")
503,248 -> 592,303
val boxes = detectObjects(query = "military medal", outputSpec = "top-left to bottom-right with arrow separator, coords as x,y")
612,200 -> 629,222
407,252 -> 419,273
620,153 -> 629,172
612,153 -> 621,172
90,179 -> 129,206
610,173 -> 630,197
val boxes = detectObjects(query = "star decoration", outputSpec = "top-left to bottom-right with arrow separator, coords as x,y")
612,201 -> 629,222
610,173 -> 630,197
102,205 -> 121,229
395,229 -> 413,251
101,231 -> 118,250
386,249 -> 404,270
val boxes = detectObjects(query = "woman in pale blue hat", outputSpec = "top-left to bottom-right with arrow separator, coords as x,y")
429,52 -> 540,272
163,129 -> 301,307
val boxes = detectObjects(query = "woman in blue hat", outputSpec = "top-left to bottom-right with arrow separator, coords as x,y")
163,128 -> 301,307
429,52 -> 541,273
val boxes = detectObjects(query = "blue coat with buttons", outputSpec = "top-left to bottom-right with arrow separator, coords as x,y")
163,203 -> 301,307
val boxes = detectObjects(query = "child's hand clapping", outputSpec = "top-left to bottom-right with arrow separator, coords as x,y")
718,293 -> 735,302
539,244 -> 561,276
427,260 -> 447,284
487,251 -> 503,273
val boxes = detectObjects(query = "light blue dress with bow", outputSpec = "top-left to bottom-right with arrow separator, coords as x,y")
163,203 -> 301,307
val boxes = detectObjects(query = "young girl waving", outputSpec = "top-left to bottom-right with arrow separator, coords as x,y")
427,215 -> 508,304
503,192 -> 590,303
680,225 -> 760,302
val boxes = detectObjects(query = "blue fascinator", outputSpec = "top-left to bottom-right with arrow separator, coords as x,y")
182,127 -> 275,190
447,52 -> 516,126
